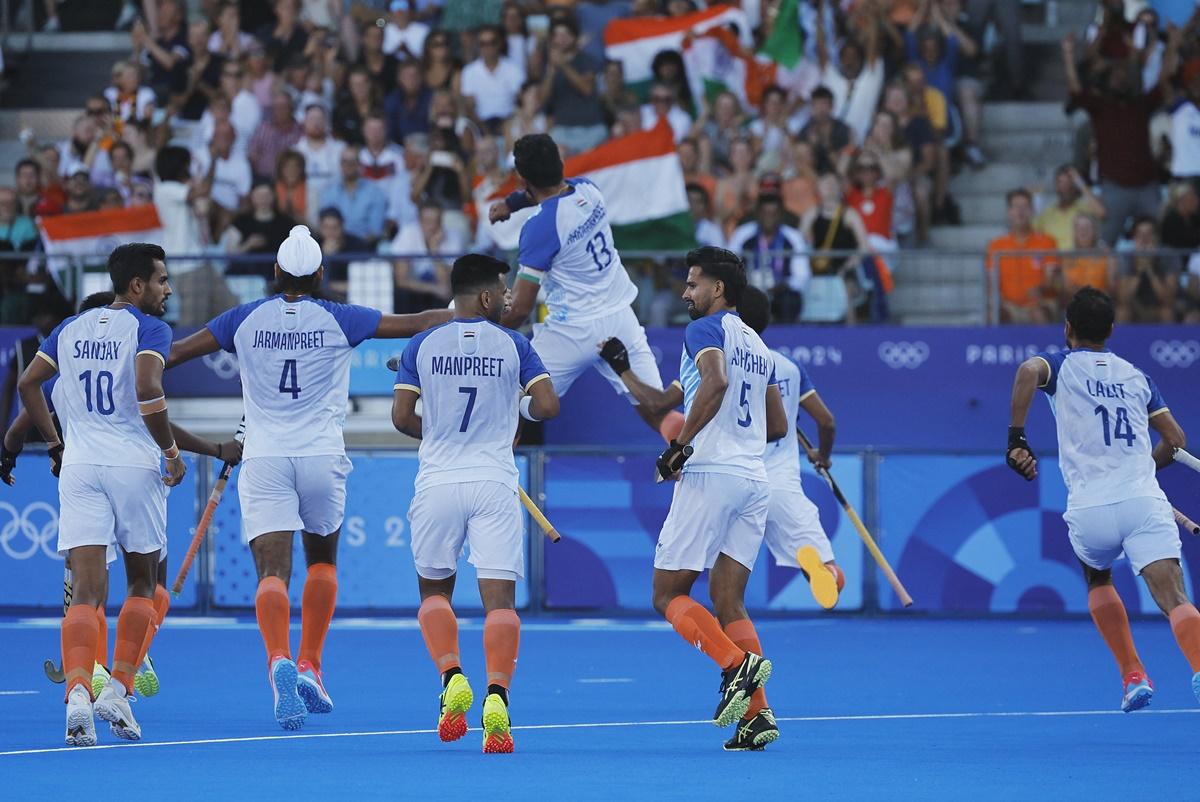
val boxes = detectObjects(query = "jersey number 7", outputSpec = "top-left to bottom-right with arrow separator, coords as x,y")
279,359 -> 302,399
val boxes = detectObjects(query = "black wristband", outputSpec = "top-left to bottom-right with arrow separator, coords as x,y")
1005,426 -> 1036,479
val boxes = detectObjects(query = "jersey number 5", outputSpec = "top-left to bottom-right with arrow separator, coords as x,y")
279,359 -> 301,399
737,381 -> 752,428
1094,405 -> 1136,447
585,231 -> 612,272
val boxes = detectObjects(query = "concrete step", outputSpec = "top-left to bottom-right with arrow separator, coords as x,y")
981,130 -> 1074,165
0,108 -> 79,140
981,102 -> 1070,133
951,163 -> 1060,197
0,49 -> 128,108
928,224 -> 1004,251
956,195 -> 1007,226
9,32 -> 131,51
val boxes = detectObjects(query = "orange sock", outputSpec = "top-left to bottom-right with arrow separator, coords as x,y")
255,576 -> 291,664
1169,604 -> 1200,672
299,563 -> 338,671
94,606 -> 108,668
724,618 -> 769,718
111,596 -> 155,694
658,410 -> 685,443
1088,585 -> 1144,677
62,605 -> 100,699
483,609 -> 521,689
136,585 -> 171,666
417,595 -> 461,673
828,563 -> 846,592
665,596 -> 745,670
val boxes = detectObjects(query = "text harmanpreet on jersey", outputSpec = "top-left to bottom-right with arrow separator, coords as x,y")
39,305 -> 172,470
678,311 -> 777,480
1035,348 -> 1169,510
763,349 -> 817,493
395,318 -> 549,492
207,295 -> 382,459
517,178 -> 638,323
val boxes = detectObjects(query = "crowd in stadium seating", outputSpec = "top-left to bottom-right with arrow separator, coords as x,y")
0,0 -> 1197,327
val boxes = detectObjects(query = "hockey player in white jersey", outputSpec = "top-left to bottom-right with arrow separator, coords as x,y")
167,225 -> 450,731
1007,287 -> 1199,712
487,133 -> 685,443
17,244 -> 230,746
392,253 -> 559,754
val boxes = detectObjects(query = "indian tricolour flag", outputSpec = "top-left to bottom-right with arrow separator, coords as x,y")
683,26 -> 777,110
37,204 -> 163,259
604,4 -> 752,96
484,119 -> 694,252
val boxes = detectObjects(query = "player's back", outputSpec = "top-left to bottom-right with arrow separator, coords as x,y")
518,178 -> 637,323
207,295 -> 382,459
398,318 -> 548,492
45,305 -> 170,470
1038,347 -> 1167,509
763,349 -> 815,492
678,311 -> 775,481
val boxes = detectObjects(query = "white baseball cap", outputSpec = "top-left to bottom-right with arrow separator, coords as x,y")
276,224 -> 323,277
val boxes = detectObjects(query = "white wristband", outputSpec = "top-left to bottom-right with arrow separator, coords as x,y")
162,443 -> 180,460
519,395 -> 540,422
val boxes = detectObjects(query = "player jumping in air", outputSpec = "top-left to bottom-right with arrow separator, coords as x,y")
392,254 -> 559,754
644,247 -> 788,748
167,225 -> 450,731
487,133 -> 685,443
17,244 -> 223,746
1007,287 -> 1199,711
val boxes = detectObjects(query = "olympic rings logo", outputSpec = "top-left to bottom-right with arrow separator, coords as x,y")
0,501 -> 60,560
202,351 -> 240,380
1149,340 -> 1200,369
878,341 -> 930,369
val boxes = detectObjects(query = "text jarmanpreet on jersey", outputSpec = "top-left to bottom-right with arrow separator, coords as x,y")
207,295 -> 382,460
394,318 -> 549,493
1035,348 -> 1169,510
517,178 -> 638,323
39,306 -> 172,471
763,349 -> 817,493
678,311 -> 777,481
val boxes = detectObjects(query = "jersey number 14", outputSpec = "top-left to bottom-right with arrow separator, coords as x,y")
1094,405 -> 1136,447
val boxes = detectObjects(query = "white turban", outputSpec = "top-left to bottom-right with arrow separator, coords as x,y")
276,224 -> 323,277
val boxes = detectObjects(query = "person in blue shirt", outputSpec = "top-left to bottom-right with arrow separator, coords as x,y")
319,149 -> 389,244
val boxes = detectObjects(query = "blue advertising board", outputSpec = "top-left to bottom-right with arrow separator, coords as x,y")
541,452 -> 864,612
0,454 -> 200,609
208,452 -> 530,611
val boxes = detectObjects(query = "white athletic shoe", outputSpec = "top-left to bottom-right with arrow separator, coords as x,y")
94,678 -> 141,741
65,684 -> 96,747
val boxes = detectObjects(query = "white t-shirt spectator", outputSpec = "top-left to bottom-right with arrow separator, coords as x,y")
230,90 -> 263,152
1169,98 -> 1200,179
820,58 -> 885,145
191,149 -> 252,212
389,220 -> 464,281
382,21 -> 429,58
360,145 -> 417,227
696,217 -> 725,248
640,104 -> 694,144
460,57 -> 525,121
58,142 -> 111,181
153,180 -> 204,272
294,136 -> 346,217
207,30 -> 256,56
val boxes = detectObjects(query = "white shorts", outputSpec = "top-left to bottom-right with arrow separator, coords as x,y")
58,465 -> 166,556
655,472 -> 770,572
532,306 -> 663,402
1064,496 -> 1181,575
765,486 -> 834,566
408,481 -> 525,581
238,455 -> 352,543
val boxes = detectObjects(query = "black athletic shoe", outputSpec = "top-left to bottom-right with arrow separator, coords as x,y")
712,652 -> 772,727
723,708 -> 780,751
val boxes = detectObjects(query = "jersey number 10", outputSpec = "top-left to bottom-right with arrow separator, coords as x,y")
79,370 -> 115,415
1094,405 -> 1136,447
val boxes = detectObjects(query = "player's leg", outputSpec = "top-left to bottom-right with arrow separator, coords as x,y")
90,552 -> 111,700
62,546 -> 107,747
765,489 -> 841,609
528,321 -> 593,402
410,483 -> 472,741
133,554 -> 170,698
594,308 -> 685,441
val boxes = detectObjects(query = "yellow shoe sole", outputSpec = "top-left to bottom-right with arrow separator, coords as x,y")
798,546 -> 839,610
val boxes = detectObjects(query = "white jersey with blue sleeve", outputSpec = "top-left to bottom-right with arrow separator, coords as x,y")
763,349 -> 817,493
39,305 -> 171,471
678,310 -> 776,481
206,295 -> 382,460
1035,348 -> 1168,510
516,178 -> 638,324
394,317 -> 549,493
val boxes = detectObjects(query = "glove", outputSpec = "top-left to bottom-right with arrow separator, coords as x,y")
1005,426 -> 1036,481
0,441 -> 20,486
599,338 -> 631,376
47,442 -> 64,478
655,440 -> 693,483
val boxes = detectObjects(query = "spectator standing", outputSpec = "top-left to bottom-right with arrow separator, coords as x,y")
801,173 -> 870,324
173,20 -> 223,128
384,60 -> 432,144
104,60 -> 156,134
500,1 -> 538,80
258,0 -> 309,72
816,30 -> 885,146
225,181 -> 298,278
1167,59 -> 1200,185
420,29 -> 462,94
640,83 -> 693,144
966,0 -> 1024,97
294,104 -> 347,218
321,148 -> 389,243
986,189 -> 1060,323
131,1 -> 188,105
577,0 -> 633,65
248,92 -> 303,179
208,2 -> 257,59
748,85 -> 798,172
694,90 -> 745,173
504,81 -> 551,160
847,155 -> 895,244
245,44 -> 279,110
780,138 -> 821,222
357,22 -> 400,96
333,66 -> 382,146
1117,216 -> 1176,323
714,137 -> 759,240
317,207 -> 369,302
728,193 -> 811,323
388,202 -> 463,311
360,115 -> 416,231
460,25 -> 525,134
1035,164 -> 1108,250
219,60 -> 264,151
882,82 -> 935,244
383,0 -> 430,60
542,19 -> 607,155
191,120 -> 252,232
800,86 -> 854,176
678,137 -> 716,202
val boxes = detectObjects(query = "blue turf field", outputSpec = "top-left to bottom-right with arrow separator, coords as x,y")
3,617 -> 1199,799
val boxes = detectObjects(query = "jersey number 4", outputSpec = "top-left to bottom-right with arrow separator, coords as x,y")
279,359 -> 302,399
1094,405 -> 1136,447
78,370 -> 115,415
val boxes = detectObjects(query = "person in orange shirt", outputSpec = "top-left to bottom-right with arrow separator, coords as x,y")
1060,214 -> 1116,301
986,188 -> 1059,323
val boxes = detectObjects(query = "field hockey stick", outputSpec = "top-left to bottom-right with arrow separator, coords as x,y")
1174,448 -> 1200,475
170,419 -> 246,596
519,486 -> 560,543
797,428 -> 913,608
1175,507 -> 1200,536
43,565 -> 70,684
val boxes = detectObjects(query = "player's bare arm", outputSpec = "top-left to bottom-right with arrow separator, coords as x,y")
0,407 -> 35,485
524,375 -> 560,421
391,387 -> 422,439
1149,410 -> 1187,470
799,391 -> 837,468
500,276 -> 539,329
766,385 -> 787,442
1006,356 -> 1047,481
375,308 -> 454,338
676,348 -> 726,447
135,352 -> 186,487
599,337 -> 684,413
15,354 -> 62,474
166,327 -> 221,368
169,423 -> 244,465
